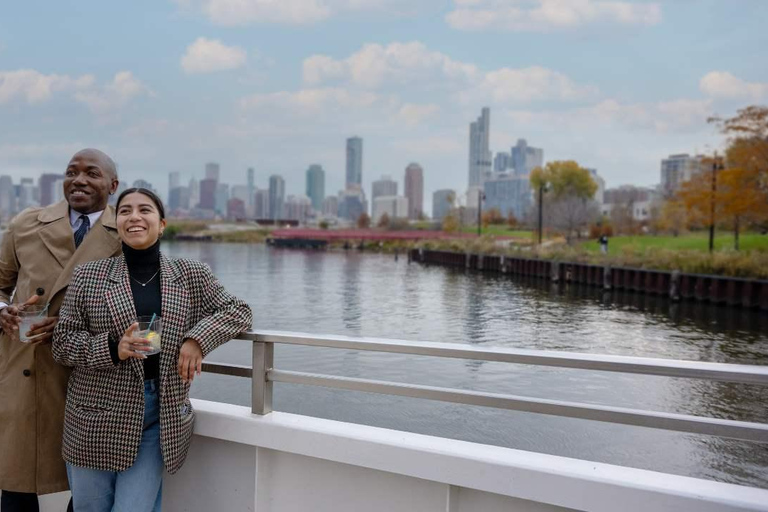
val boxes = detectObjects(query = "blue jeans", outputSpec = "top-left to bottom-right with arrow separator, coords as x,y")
67,379 -> 163,512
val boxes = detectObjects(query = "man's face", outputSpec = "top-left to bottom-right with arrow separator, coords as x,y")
63,151 -> 119,214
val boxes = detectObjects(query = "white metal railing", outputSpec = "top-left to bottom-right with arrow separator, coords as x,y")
201,330 -> 768,444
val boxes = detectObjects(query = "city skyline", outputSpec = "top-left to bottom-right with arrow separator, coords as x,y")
2,1 -> 766,212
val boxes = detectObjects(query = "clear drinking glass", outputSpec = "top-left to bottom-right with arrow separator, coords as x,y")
18,305 -> 48,343
135,316 -> 162,355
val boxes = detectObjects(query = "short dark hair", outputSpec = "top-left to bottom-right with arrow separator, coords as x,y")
116,188 -> 166,220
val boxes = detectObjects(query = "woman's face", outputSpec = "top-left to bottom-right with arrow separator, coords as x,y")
116,192 -> 167,250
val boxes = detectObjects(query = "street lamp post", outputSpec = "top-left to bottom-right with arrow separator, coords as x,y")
708,152 -> 721,253
477,189 -> 485,237
538,182 -> 544,245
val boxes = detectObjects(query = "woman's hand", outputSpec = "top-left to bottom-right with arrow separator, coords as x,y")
117,323 -> 151,361
178,338 -> 203,383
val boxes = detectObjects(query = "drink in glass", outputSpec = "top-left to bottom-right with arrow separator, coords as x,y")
135,316 -> 162,356
18,305 -> 48,343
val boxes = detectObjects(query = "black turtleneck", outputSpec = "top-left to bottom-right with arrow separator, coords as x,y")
114,240 -> 162,380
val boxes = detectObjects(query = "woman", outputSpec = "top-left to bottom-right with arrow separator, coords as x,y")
52,188 -> 252,511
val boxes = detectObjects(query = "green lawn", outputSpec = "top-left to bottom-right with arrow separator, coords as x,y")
461,226 -> 541,238
581,232 -> 768,254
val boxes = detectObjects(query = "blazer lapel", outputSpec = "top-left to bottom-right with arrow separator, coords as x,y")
104,255 -> 143,381
159,255 -> 189,376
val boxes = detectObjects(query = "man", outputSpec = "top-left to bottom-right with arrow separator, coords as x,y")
0,149 -> 122,512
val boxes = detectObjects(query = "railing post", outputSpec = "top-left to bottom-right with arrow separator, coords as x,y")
252,341 -> 274,415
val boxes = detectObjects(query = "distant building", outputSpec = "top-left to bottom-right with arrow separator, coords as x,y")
494,152 -> 511,172
188,178 -> 200,211
306,165 -> 325,212
338,188 -> 366,222
483,173 -> 532,220
215,183 -> 229,216
17,178 -> 37,211
38,173 -> 61,207
372,175 -> 397,202
198,178 -> 217,210
602,185 -> 657,221
168,186 -> 190,212
0,176 -> 14,218
254,189 -> 270,219
372,196 -> 408,223
432,189 -> 455,221
346,137 -> 363,189
231,185 -> 250,204
133,179 -> 155,192
511,139 -> 543,175
661,154 -> 703,197
404,163 -> 424,220
468,107 -> 492,188
322,196 -> 339,217
227,197 -> 246,220
247,167 -> 255,216
586,168 -> 606,204
285,195 -> 312,224
168,171 -> 180,192
269,175 -> 285,220
205,162 -> 220,181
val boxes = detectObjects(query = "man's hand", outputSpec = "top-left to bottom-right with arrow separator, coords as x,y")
25,317 -> 58,345
0,305 -> 21,335
178,339 -> 203,384
117,323 -> 151,361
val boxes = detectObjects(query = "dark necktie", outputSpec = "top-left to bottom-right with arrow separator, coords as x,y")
74,215 -> 90,248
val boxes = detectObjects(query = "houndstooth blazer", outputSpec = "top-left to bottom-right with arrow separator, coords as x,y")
52,253 -> 252,474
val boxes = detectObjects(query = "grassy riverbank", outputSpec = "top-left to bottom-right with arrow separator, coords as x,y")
164,221 -> 270,243
416,233 -> 768,279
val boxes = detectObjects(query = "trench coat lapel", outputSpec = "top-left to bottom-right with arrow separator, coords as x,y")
48,207 -> 121,309
105,255 -> 143,381
36,201 -> 73,271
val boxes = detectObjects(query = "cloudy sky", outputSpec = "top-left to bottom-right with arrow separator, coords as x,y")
1,0 -> 767,211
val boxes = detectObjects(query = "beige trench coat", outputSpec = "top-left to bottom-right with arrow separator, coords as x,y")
0,200 -> 121,494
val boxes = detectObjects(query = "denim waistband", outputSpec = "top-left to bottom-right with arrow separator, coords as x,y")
144,378 -> 159,392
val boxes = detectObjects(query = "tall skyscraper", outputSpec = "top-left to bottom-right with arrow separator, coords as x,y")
346,137 -> 363,189
199,179 -> 217,210
404,163 -> 424,220
18,178 -> 37,211
205,162 -> 220,181
372,175 -> 397,201
247,167 -> 255,215
188,178 -> 200,209
468,107 -> 492,187
215,183 -> 229,215
269,175 -> 285,220
254,189 -> 270,219
169,171 -> 180,191
586,168 -> 606,204
305,164 -> 326,212
38,173 -> 61,207
511,139 -> 543,176
0,176 -> 15,218
432,189 -> 455,221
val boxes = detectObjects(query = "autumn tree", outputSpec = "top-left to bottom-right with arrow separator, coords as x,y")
442,213 -> 459,233
530,161 -> 599,244
377,212 -> 391,229
357,212 -> 371,229
481,208 -> 504,228
506,212 -> 518,229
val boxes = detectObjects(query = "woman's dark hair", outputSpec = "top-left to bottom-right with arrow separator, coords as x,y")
116,187 -> 166,220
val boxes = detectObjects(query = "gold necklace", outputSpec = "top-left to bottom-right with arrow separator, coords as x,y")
130,270 -> 160,287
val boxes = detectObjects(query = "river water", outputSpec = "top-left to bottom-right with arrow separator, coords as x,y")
163,242 -> 768,488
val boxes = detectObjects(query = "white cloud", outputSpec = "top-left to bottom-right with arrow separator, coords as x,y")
464,66 -> 598,103
240,87 -> 384,111
304,41 -> 594,104
176,0 -> 413,25
0,69 -> 94,104
505,97 -> 713,133
74,71 -> 151,115
396,103 -> 440,126
181,37 -> 248,74
446,0 -> 662,32
699,71 -> 768,101
304,41 -> 478,88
